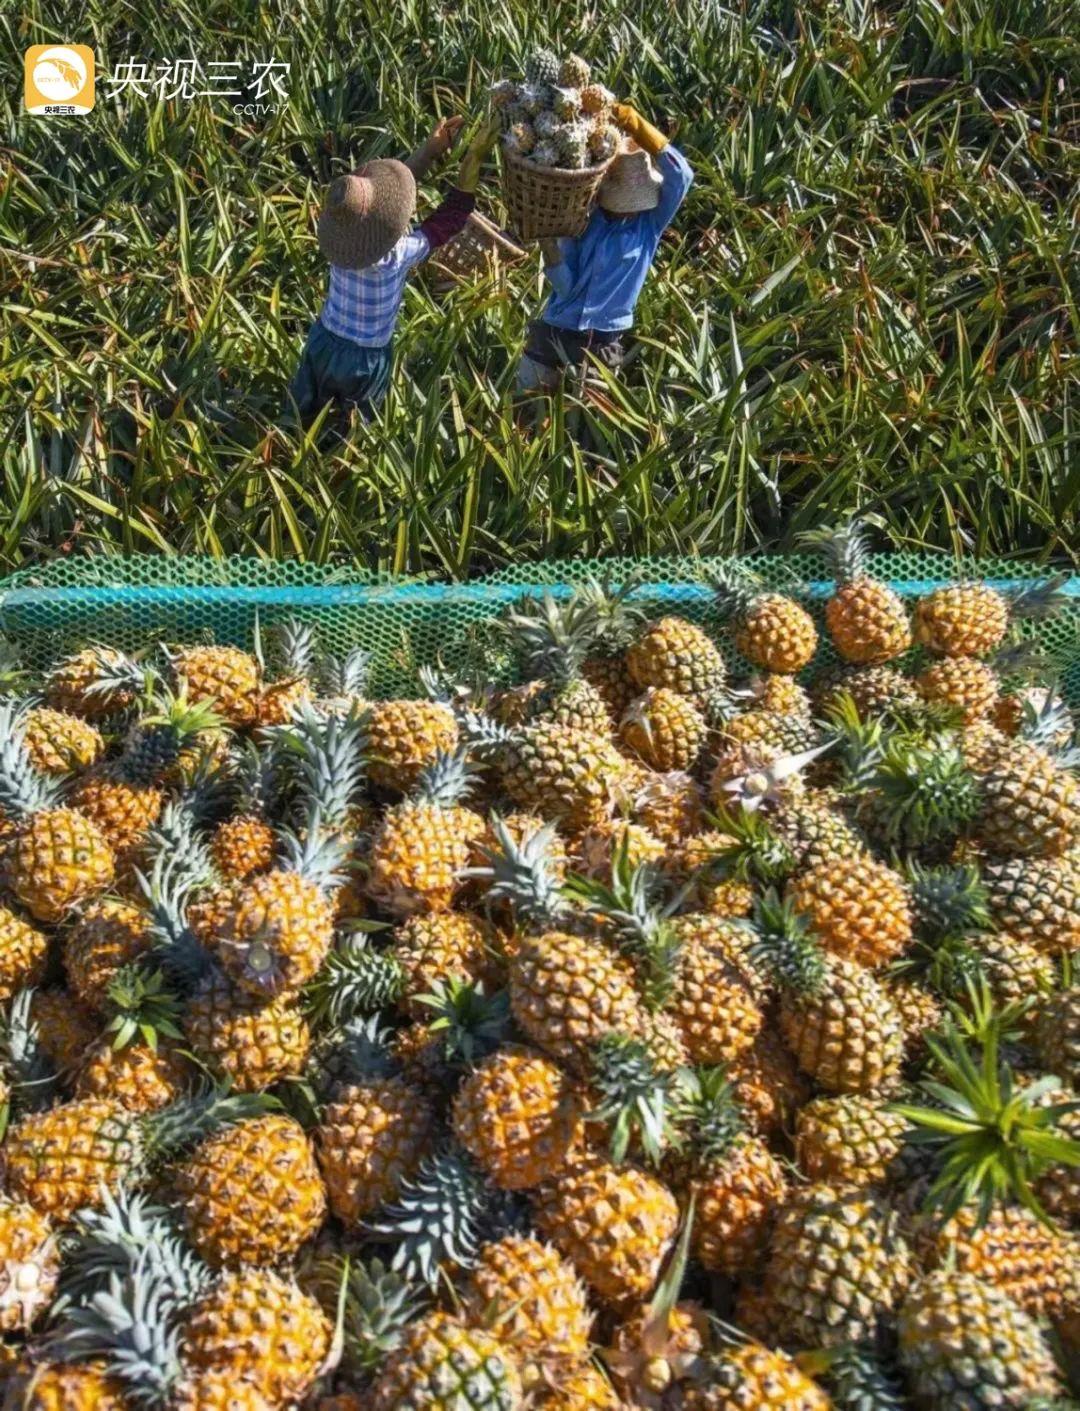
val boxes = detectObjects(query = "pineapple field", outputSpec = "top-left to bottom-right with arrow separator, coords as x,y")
2,0 -> 1078,568
0,546 -> 1077,1406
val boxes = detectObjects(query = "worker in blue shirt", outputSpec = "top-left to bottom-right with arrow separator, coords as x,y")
516,99 -> 693,394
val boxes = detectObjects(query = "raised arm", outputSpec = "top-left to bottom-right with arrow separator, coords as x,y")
414,117 -> 501,256
404,115 -> 465,180
611,102 -> 693,231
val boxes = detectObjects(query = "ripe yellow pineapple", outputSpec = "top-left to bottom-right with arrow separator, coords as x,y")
620,687 -> 707,772
531,1363 -> 621,1409
667,914 -> 764,1064
976,739 -> 1079,858
727,1024 -> 812,1138
795,1094 -> 909,1187
4,1097 -> 141,1220
168,644 -> 260,725
175,1113 -> 327,1267
804,521 -> 912,664
67,763 -> 164,865
886,977 -> 945,1062
63,897 -> 151,1010
75,1038 -> 192,1113
625,616 -> 726,709
787,854 -> 913,968
574,818 -> 666,880
509,930 -> 648,1072
183,968 -> 311,1092
681,1340 -> 831,1408
0,904 -> 48,1003
916,655 -> 1000,722
365,698 -> 458,795
499,718 -> 631,831
982,855 -> 1080,953
181,1268 -> 331,1405
367,750 -> 487,916
29,988 -> 101,1078
631,769 -> 705,842
210,814 -> 277,882
45,646 -> 142,719
465,1235 -> 593,1371
391,910 -> 503,1016
451,1045 -> 583,1190
534,1154 -> 679,1309
369,1311 -> 522,1410
921,1205 -> 1074,1324
914,582 -> 1010,656
713,569 -> 818,674
315,1073 -> 436,1223
20,708 -> 104,775
0,1195 -> 60,1333
2,1360 -> 128,1410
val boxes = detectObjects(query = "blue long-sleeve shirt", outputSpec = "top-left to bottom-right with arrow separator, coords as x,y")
541,145 -> 693,334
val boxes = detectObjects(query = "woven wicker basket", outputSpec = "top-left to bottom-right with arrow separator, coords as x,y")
429,212 -> 527,282
501,149 -> 614,241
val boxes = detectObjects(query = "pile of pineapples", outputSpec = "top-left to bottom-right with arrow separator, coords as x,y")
493,50 -> 621,171
0,529 -> 1077,1410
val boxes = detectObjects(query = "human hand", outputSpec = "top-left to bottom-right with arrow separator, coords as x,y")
610,101 -> 637,132
456,116 -> 502,191
427,115 -> 465,159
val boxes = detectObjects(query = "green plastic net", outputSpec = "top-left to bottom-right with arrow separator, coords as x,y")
1,555 -> 1077,704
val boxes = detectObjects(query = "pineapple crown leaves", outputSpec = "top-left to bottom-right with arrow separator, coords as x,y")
0,700 -> 62,816
563,840 -> 680,1009
798,519 -> 873,584
366,1145 -> 497,1288
276,810 -> 352,893
572,571 -> 649,654
675,1065 -> 746,1165
865,737 -> 980,848
305,935 -> 403,1028
272,703 -> 367,830
411,746 -> 485,809
906,861 -> 991,942
60,644 -> 148,702
261,615 -> 319,683
101,966 -> 184,1052
0,989 -> 58,1116
821,692 -> 888,791
893,1003 -> 1080,1226
472,815 -> 571,930
59,1187 -> 210,1308
322,1255 -> 429,1377
1009,572 -> 1072,622
143,785 -> 222,871
307,1014 -> 400,1100
132,682 -> 221,737
318,643 -> 372,702
228,737 -> 282,818
699,806 -> 796,885
707,562 -> 763,623
499,591 -> 599,685
456,707 -> 517,758
134,852 -> 214,992
587,1032 -> 688,1166
747,890 -> 828,997
414,978 -> 511,1068
140,1086 -> 277,1167
48,1251 -> 189,1406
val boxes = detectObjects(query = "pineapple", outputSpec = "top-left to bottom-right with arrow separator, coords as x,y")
916,654 -> 1000,722
75,1036 -> 191,1113
2,1361 -> 128,1409
464,1235 -> 592,1371
975,738 -> 1079,857
62,897 -> 151,1010
368,749 -> 487,916
0,702 -> 116,923
167,644 -> 260,725
712,568 -> 818,674
574,818 -> 666,880
667,913 -> 764,1065
759,1183 -> 913,1349
504,120 -> 535,156
620,687 -> 706,772
898,1269 -> 1063,1407
672,1067 -> 788,1276
489,714 -> 630,833
20,707 -> 104,775
533,1153 -> 679,1308
1036,985 -> 1080,1087
554,119 -> 589,167
727,1023 -> 812,1138
749,893 -> 905,1094
682,1340 -> 830,1409
0,1196 -> 59,1332
175,1112 -> 327,1267
581,82 -> 615,115
253,616 -> 317,726
391,910 -> 502,1016
209,741 -> 279,882
182,1267 -> 331,1404
802,521 -> 912,664
365,698 -> 458,796
631,769 -> 705,843
625,617 -> 727,710
3,1089 -> 260,1220
0,904 -> 48,1003
813,662 -> 918,715
369,1310 -> 522,1409
887,976 -> 946,1062
913,582 -> 1010,656
525,47 -> 560,86
606,1298 -> 711,1408
28,987 -> 101,1080
745,672 -> 814,718
587,121 -> 621,163
452,1044 -> 583,1190
530,139 -> 560,168
184,966 -> 311,1092
787,854 -> 913,969
496,592 -> 613,736
982,855 -> 1080,954
532,1364 -> 621,1408
795,1094 -> 910,1187
559,53 -> 591,87
45,644 -> 143,719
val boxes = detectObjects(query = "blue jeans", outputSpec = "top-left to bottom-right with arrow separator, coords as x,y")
286,320 -> 392,423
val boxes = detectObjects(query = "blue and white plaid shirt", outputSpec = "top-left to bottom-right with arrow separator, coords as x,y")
319,231 -> 431,349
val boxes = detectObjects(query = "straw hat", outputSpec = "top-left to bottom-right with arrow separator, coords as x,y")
598,142 -> 664,215
317,159 -> 417,269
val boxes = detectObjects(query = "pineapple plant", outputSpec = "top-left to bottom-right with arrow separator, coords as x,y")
0,702 -> 115,922
802,521 -> 912,664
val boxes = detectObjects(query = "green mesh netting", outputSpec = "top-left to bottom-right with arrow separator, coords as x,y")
1,556 -> 1077,703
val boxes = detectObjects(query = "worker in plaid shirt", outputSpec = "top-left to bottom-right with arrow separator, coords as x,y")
288,116 -> 499,425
